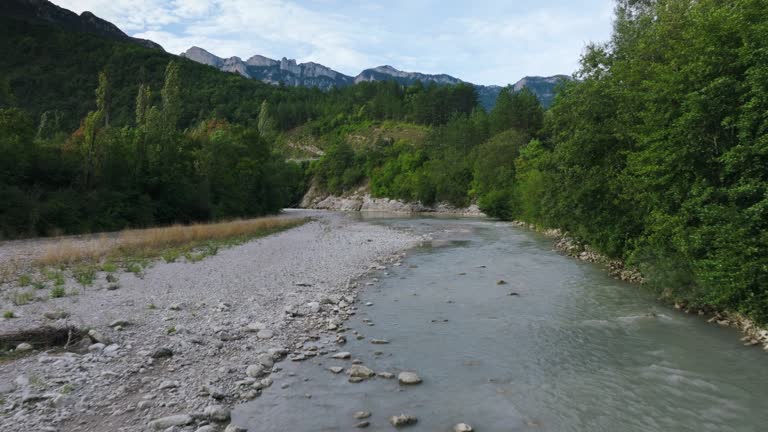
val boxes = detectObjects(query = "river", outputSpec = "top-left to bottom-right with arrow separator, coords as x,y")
233,215 -> 767,432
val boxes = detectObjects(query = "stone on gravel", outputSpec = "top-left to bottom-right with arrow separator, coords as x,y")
370,339 -> 389,344
454,423 -> 474,432
105,282 -> 120,291
329,366 -> 344,374
246,364 -> 267,378
15,342 -> 33,352
346,365 -> 375,379
150,347 -> 174,358
355,421 -> 370,428
377,372 -> 395,379
87,343 -> 105,353
353,411 -> 372,419
148,414 -> 194,430
256,329 -> 274,339
257,353 -> 275,368
43,311 -> 70,320
398,371 -> 422,385
332,351 -> 351,359
245,322 -> 265,332
389,414 -> 418,427
88,329 -> 111,345
224,424 -> 248,432
204,405 -> 231,422
109,319 -> 131,328
195,427 -> 217,432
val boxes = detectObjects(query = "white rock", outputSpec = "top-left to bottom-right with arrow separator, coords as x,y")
398,372 -> 422,385
346,365 -> 375,379
246,364 -> 266,378
454,423 -> 474,432
15,343 -> 33,352
148,414 -> 193,430
332,352 -> 351,359
204,405 -> 231,422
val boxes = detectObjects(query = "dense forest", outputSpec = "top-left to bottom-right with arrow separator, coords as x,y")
1,0 -> 767,323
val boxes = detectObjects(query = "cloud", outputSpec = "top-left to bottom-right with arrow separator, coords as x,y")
53,0 -> 615,84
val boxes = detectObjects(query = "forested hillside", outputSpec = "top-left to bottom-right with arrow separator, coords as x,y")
1,0 -> 766,323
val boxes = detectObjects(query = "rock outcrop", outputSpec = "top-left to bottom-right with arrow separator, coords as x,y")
300,184 -> 484,216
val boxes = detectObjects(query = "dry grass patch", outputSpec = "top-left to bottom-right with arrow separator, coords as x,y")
36,216 -> 308,267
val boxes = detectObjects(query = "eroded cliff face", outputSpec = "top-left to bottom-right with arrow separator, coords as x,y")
300,183 -> 484,216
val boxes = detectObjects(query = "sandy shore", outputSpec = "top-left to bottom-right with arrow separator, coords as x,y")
0,211 -> 421,432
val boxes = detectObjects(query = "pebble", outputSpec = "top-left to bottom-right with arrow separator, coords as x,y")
377,372 -> 394,379
353,411 -> 372,419
109,319 -> 131,327
246,364 -> 267,378
148,414 -> 193,430
15,342 -> 33,352
204,404 -> 231,422
398,371 -> 422,385
454,423 -> 474,432
332,351 -> 351,359
329,366 -> 344,374
355,421 -> 370,428
257,329 -> 274,339
370,339 -> 389,344
43,311 -> 70,320
389,414 -> 418,427
346,365 -> 375,379
150,347 -> 174,358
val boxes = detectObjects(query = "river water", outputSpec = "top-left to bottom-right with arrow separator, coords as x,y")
233,216 -> 767,432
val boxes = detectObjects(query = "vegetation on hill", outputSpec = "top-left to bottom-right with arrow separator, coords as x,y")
1,0 -> 767,323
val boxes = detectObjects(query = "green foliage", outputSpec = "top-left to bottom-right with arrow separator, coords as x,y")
18,274 -> 31,287
2,310 -> 14,319
49,286 -> 66,299
12,290 -> 36,305
73,265 -> 96,286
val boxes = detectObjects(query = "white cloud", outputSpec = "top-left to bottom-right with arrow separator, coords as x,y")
52,0 -> 615,84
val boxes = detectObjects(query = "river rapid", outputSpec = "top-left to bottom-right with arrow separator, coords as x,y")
233,215 -> 767,432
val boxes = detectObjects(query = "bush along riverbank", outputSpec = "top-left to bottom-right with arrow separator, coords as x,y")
509,221 -> 768,351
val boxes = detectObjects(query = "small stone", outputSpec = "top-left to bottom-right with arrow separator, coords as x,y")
454,423 -> 474,432
355,421 -> 370,428
256,329 -> 274,339
106,274 -> 118,283
353,411 -> 371,419
348,377 -> 364,383
245,322 -> 265,332
389,414 -> 418,427
346,365 -> 375,379
204,405 -> 231,422
332,352 -> 351,359
15,342 -> 33,352
224,424 -> 248,432
109,319 -> 131,328
88,329 -> 111,345
257,353 -> 274,368
246,364 -> 266,378
105,282 -> 120,291
370,339 -> 389,345
398,372 -> 422,385
168,303 -> 182,311
148,414 -> 193,430
204,384 -> 226,400
497,280 -> 508,285
195,426 -> 217,432
377,372 -> 394,379
43,311 -> 70,320
150,347 -> 174,359
158,380 -> 179,390
329,366 -> 344,374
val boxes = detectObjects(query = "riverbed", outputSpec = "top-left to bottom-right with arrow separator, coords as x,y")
233,215 -> 768,432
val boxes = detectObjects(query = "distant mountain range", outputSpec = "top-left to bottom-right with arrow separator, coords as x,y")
2,0 -> 569,109
181,47 -> 570,109
1,0 -> 163,50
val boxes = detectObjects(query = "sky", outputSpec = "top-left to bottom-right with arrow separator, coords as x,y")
56,0 -> 616,86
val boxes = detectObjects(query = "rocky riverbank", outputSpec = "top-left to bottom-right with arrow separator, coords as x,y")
511,221 -> 768,351
300,184 -> 485,216
0,212 -> 421,432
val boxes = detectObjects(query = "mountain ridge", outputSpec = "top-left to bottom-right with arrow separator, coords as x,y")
181,46 -> 570,108
0,0 -> 164,50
